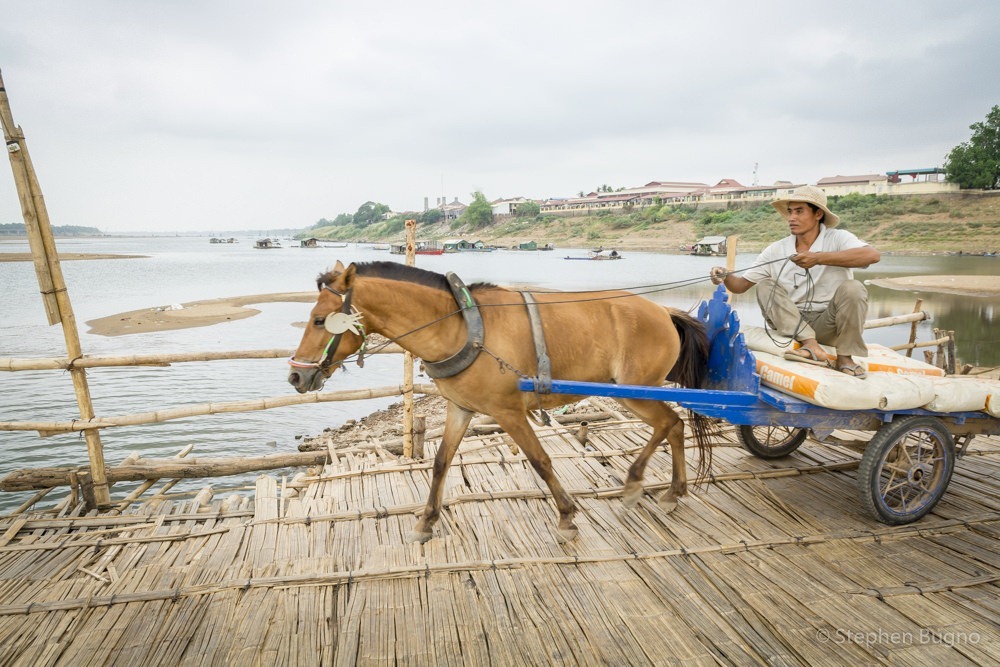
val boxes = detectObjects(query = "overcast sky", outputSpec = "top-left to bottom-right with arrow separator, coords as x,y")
1,1 -> 998,233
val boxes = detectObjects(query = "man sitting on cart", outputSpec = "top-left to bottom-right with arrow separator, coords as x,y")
710,185 -> 880,379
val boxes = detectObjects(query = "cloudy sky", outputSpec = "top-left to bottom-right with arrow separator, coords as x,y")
1,1 -> 998,233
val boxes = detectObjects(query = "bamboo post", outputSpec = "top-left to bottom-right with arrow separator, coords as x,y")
725,235 -> 738,296
0,71 -> 110,508
905,299 -> 923,358
412,414 -> 426,459
946,330 -> 957,375
402,219 -> 417,458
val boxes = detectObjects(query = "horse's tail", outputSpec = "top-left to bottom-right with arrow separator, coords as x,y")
665,308 -> 715,479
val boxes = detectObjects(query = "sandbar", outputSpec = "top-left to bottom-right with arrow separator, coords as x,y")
0,252 -> 148,262
87,292 -> 316,336
869,275 -> 1000,298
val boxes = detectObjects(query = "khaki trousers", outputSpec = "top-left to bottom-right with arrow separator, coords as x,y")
755,277 -> 869,358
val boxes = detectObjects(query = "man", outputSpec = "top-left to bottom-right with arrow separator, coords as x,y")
710,185 -> 880,378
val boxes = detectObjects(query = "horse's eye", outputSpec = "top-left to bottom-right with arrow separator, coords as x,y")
313,317 -> 325,326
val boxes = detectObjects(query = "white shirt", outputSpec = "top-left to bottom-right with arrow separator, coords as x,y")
741,225 -> 870,311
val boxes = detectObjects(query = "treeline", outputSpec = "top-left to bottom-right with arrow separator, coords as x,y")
0,223 -> 102,236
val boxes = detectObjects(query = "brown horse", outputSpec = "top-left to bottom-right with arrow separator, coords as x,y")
288,260 -> 712,543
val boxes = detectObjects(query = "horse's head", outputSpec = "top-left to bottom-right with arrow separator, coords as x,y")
288,261 -> 367,393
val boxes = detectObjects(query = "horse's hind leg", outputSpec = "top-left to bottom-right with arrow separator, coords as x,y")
407,401 -> 474,544
619,399 -> 687,512
494,412 -> 578,542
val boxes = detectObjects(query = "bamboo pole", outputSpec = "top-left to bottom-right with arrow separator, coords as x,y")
0,72 -> 58,324
0,70 -> 110,507
725,235 -> 738,296
0,383 -> 439,434
862,311 -> 929,329
112,444 -> 195,512
905,298 -> 923,358
1,450 -> 337,492
402,219 -> 417,458
0,344 -> 406,372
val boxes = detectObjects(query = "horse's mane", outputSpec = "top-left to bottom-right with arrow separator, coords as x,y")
317,261 -> 497,292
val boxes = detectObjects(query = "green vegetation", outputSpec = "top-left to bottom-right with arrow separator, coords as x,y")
945,105 -> 1000,190
461,191 -> 494,229
299,190 -> 1000,253
0,223 -> 102,236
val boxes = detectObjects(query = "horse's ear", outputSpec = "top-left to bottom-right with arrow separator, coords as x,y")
333,260 -> 346,272
342,263 -> 357,288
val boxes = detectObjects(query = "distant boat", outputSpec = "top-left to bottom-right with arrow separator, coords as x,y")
254,238 -> 283,249
564,248 -> 623,261
388,241 -> 444,255
300,238 -> 348,249
371,243 -> 390,251
690,236 -> 727,256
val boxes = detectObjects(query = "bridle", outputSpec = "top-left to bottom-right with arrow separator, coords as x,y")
288,285 -> 367,372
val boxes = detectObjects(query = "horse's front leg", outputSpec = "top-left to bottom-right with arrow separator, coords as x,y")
620,400 -> 686,512
494,412 -> 578,542
407,401 -> 474,544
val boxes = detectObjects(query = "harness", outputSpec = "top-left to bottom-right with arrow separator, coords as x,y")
288,285 -> 366,372
521,292 -> 552,393
422,272 -> 484,379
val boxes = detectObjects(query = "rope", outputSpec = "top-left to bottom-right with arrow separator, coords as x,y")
331,256 -> 793,367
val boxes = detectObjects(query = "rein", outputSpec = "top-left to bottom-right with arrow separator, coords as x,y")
291,257 -> 794,377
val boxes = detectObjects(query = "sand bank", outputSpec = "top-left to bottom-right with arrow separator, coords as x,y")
0,252 -> 148,262
86,292 -> 316,336
869,275 -> 1000,298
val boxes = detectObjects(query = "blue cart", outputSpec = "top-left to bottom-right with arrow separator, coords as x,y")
520,286 -> 1000,525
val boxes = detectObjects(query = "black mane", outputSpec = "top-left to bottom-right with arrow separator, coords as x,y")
317,261 -> 496,292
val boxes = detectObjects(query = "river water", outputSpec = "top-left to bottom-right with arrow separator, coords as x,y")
1,236 -> 998,511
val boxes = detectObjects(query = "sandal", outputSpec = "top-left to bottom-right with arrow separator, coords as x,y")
837,363 -> 868,379
783,348 -> 829,367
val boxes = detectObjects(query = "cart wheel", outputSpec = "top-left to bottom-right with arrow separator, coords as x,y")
858,416 -> 955,525
736,425 -> 809,458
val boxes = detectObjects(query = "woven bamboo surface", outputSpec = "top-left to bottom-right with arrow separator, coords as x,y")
1,420 -> 998,665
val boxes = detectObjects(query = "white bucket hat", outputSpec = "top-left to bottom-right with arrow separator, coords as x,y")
771,185 -> 841,228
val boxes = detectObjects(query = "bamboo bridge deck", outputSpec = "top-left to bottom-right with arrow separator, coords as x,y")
1,419 -> 998,665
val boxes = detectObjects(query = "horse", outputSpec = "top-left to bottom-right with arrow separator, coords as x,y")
288,260 -> 713,544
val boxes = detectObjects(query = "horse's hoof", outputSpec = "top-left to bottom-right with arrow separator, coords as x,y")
406,529 -> 433,544
658,493 -> 678,513
622,483 -> 643,508
556,526 -> 579,543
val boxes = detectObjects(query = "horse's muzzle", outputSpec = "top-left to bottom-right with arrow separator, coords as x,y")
288,367 -> 327,394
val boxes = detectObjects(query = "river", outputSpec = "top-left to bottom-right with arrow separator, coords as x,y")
1,236 -> 998,511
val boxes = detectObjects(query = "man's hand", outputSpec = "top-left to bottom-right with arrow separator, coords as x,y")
791,252 -> 822,269
710,266 -> 727,285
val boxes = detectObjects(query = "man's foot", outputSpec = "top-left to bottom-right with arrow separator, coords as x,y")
783,348 -> 829,366
835,356 -> 867,379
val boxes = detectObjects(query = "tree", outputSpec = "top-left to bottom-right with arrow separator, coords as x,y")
420,208 -> 443,225
462,191 -> 494,229
515,201 -> 540,218
944,105 -> 1000,190
353,201 -> 391,227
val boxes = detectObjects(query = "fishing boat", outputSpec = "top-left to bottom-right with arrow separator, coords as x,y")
254,238 -> 283,249
690,236 -> 727,256
564,248 -> 623,261
299,238 -> 348,249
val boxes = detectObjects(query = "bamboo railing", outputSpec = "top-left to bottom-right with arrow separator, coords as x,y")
2,70 -> 111,506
